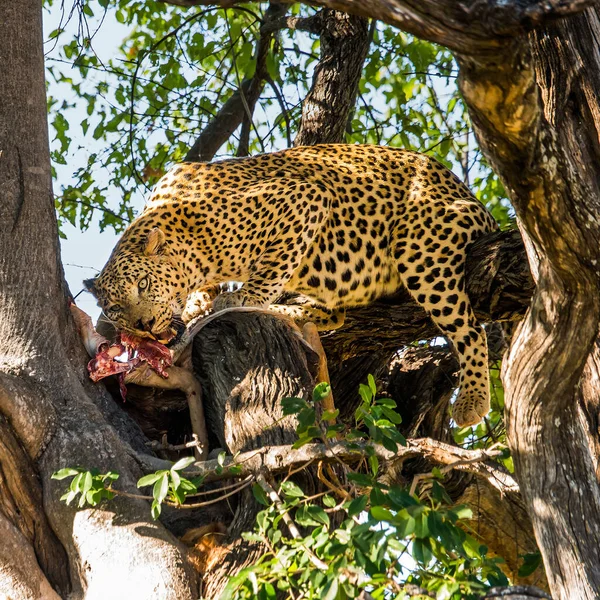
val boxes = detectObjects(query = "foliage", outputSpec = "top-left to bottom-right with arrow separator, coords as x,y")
53,379 -> 513,599
221,380 -> 508,600
136,455 -> 199,519
51,467 -> 118,507
45,1 -> 513,234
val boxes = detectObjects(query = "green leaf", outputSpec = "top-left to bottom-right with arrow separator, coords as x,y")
358,383 -> 373,404
170,468 -> 181,490
61,490 -> 78,505
347,494 -> 368,517
518,552 -> 543,577
414,512 -> 430,538
252,483 -> 270,506
453,505 -> 473,520
281,396 -> 307,415
280,481 -> 304,498
347,472 -> 373,487
322,578 -> 338,600
137,472 -> 165,488
412,538 -> 433,565
322,409 -> 339,422
52,468 -> 80,480
368,454 -> 379,476
153,474 -> 169,504
313,382 -> 331,403
81,471 -> 93,495
393,510 -> 416,538
151,499 -> 162,520
381,406 -> 403,424
370,506 -> 393,522
71,472 -> 84,493
171,456 -> 196,471
367,374 -> 377,396
323,495 -> 336,508
296,505 -> 330,527
296,408 -> 316,432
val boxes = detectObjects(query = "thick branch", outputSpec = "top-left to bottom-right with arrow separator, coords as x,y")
137,437 -> 518,494
160,0 -> 597,55
294,10 -> 371,146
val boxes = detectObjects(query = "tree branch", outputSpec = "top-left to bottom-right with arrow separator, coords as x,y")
184,2 -> 287,162
136,437 -> 518,495
294,9 -> 371,146
160,0 -> 598,55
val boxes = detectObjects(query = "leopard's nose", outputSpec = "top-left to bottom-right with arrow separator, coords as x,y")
135,317 -> 156,331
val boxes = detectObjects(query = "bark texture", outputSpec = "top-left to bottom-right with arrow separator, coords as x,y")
294,10 -> 371,146
455,11 -> 600,599
161,0 -> 597,55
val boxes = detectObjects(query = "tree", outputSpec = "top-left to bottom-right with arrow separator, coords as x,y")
3,0 -> 600,598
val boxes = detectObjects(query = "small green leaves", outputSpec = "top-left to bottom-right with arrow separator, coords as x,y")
51,468 -> 80,480
518,552 -> 543,577
171,456 -> 196,471
53,468 -> 118,507
252,483 -> 270,506
295,504 -> 329,528
280,481 -> 304,498
281,396 -> 307,416
137,456 -> 200,518
312,382 -> 331,403
53,376 -> 510,599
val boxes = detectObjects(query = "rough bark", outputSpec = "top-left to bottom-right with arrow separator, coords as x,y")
6,0 -> 599,597
0,3 -> 198,597
160,0 -> 597,55
294,10 -> 371,146
454,10 -> 600,599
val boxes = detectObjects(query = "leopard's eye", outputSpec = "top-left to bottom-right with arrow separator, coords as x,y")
138,276 -> 150,292
106,305 -> 121,318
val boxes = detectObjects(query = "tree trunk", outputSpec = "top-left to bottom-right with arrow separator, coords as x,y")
6,0 -> 600,597
294,10 -> 371,147
0,3 -> 197,597
455,10 -> 600,597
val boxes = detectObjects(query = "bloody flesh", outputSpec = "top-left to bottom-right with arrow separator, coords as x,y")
87,333 -> 172,399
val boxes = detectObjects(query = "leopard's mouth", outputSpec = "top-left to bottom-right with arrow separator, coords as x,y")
145,316 -> 186,346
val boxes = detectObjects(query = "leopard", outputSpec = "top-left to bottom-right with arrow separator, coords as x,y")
85,144 -> 498,427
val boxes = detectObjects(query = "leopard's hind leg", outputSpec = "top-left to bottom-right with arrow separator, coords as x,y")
398,262 -> 490,428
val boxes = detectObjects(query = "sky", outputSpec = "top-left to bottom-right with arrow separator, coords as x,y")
44,6 -> 129,320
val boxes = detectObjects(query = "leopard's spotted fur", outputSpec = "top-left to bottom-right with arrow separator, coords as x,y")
86,144 -> 497,427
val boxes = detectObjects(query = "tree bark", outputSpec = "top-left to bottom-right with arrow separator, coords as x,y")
454,10 -> 600,598
0,3 -> 198,597
294,10 -> 371,146
7,0 -> 600,597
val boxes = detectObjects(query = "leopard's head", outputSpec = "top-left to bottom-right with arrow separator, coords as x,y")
85,228 -> 187,344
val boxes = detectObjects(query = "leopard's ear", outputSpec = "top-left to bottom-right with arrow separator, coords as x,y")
144,227 -> 166,256
83,277 -> 98,296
